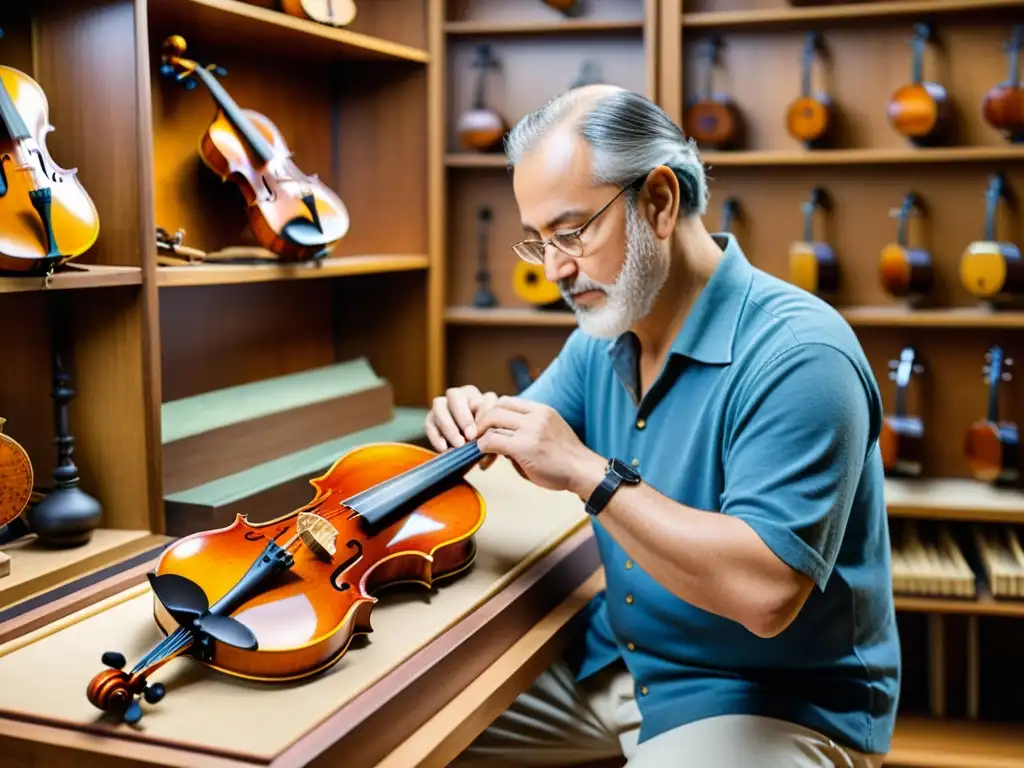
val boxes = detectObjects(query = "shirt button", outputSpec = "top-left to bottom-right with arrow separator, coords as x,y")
640,686 -> 649,696
626,594 -> 634,604
636,419 -> 646,430
631,458 -> 639,467
627,641 -> 636,651
625,559 -> 633,570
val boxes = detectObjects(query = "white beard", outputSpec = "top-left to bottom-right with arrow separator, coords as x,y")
559,201 -> 668,339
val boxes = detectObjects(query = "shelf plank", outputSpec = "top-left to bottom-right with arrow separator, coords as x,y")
148,0 -> 430,63
446,153 -> 509,168
885,478 -> 1024,525
444,19 -> 644,36
157,254 -> 429,287
446,306 -> 577,327
894,583 -> 1024,618
700,146 -> 1024,167
0,264 -> 141,294
890,716 -> 1024,768
682,0 -> 1023,30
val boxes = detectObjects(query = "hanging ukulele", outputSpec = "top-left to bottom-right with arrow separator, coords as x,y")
456,44 -> 508,153
879,191 -> 933,300
683,37 -> 743,150
880,347 -> 925,478
789,187 -> 839,299
959,172 -> 1024,305
887,23 -> 952,146
719,196 -> 739,235
964,345 -> 1019,485
160,36 -> 349,262
0,29 -> 100,276
982,25 -> 1024,143
785,31 -> 833,148
472,205 -> 498,308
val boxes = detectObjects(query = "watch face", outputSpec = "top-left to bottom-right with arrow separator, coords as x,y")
610,458 -> 641,483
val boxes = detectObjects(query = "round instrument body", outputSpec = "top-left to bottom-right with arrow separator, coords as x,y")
201,108 -> 350,261
959,240 -> 1024,301
149,442 -> 484,682
683,99 -> 742,149
879,243 -> 933,298
0,423 -> 33,528
965,420 -> 1020,484
513,261 -> 565,309
456,108 -> 507,153
886,82 -> 951,145
788,241 -> 839,298
880,415 -> 924,477
279,0 -> 357,26
0,66 -> 100,274
542,0 -> 580,12
785,95 -> 832,146
982,84 -> 1024,142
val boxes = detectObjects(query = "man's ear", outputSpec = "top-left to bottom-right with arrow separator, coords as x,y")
640,166 -> 680,240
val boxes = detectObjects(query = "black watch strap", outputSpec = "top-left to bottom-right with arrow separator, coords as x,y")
585,459 -> 640,516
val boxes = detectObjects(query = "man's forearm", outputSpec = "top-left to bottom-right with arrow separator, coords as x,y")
570,451 -> 813,638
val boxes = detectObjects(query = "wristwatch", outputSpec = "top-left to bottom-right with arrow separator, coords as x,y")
585,458 -> 641,516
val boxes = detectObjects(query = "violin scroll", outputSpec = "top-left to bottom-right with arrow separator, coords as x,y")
87,652 -> 166,725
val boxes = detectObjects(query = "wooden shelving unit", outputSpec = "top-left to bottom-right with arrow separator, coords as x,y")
700,146 -> 1024,167
157,254 -> 429,287
0,265 -> 142,294
889,716 -> 1024,768
444,18 -> 645,36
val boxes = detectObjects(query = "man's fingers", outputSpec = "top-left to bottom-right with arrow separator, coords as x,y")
424,415 -> 448,452
477,429 -> 515,457
448,389 -> 478,441
476,406 -> 529,435
431,396 -> 466,447
495,395 -> 539,414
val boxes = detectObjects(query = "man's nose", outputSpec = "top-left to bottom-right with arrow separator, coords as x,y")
544,248 -> 577,284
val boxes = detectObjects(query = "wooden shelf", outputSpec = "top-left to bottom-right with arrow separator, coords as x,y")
148,0 -> 430,63
446,306 -> 576,327
840,306 -> 1024,329
0,264 -> 141,294
682,0 -> 1023,30
895,582 -> 1024,617
444,19 -> 644,36
700,146 -> 1024,167
446,153 -> 509,168
157,254 -> 429,287
890,715 -> 1024,767
886,478 -> 1024,525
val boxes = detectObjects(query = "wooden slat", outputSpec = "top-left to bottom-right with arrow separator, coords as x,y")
699,146 -> 1024,167
444,19 -> 643,36
0,265 -> 141,294
885,478 -> 1024,524
156,254 -> 428,287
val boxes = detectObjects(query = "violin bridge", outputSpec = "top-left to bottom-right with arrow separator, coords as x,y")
297,512 -> 338,561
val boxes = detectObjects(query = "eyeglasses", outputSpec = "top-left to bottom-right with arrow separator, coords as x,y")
511,178 -> 642,265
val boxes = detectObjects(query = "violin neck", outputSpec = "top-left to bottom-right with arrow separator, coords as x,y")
344,441 -> 484,527
894,384 -> 906,417
0,79 -> 30,141
195,67 -> 274,165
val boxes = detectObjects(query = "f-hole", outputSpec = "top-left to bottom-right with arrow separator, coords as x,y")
260,175 -> 276,202
29,148 -> 58,183
330,540 -> 364,592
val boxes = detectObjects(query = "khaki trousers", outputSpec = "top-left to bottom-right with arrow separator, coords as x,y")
452,658 -> 887,767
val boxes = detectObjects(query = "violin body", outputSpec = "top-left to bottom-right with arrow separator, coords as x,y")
683,98 -> 742,149
887,82 -> 951,145
959,240 -> 1024,300
0,66 -> 100,275
880,415 -> 924,477
0,418 -> 33,530
87,441 -> 485,722
965,420 -> 1020,484
513,260 -> 565,309
785,94 -> 832,146
880,242 -> 933,297
278,0 -> 357,27
789,240 -> 839,297
456,108 -> 507,153
200,108 -> 349,261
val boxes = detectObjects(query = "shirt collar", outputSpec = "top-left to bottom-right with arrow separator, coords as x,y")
608,232 -> 753,366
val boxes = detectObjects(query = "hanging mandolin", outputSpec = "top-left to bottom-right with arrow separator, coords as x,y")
683,37 -> 743,150
982,25 -> 1024,143
964,345 -> 1019,485
887,23 -> 952,147
456,44 -> 508,153
160,35 -> 349,261
784,31 -> 833,148
880,347 -> 925,478
788,187 -> 839,299
879,191 -> 933,300
959,172 -> 1024,305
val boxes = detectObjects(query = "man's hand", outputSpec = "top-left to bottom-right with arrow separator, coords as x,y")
475,396 -> 606,493
425,385 -> 499,451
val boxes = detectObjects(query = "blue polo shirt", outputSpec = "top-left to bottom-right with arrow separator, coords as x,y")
521,233 -> 901,756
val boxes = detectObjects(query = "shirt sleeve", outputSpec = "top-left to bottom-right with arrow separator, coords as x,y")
720,342 -> 878,592
519,328 -> 588,436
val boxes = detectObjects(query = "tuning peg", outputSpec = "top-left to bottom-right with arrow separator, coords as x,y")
123,700 -> 143,725
158,63 -> 176,79
1003,372 -> 1013,381
1006,357 -> 1014,366
101,651 -> 126,669
183,78 -> 198,90
913,364 -> 924,374
208,64 -> 227,77
143,682 -> 166,704
888,360 -> 899,369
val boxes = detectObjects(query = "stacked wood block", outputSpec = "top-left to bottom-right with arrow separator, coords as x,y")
891,522 -> 977,598
972,526 -> 1024,599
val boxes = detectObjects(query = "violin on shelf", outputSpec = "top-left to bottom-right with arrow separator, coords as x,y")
0,417 -> 33,539
0,30 -> 100,276
160,35 -> 349,262
472,205 -> 498,309
457,44 -> 508,154
785,31 -> 833,148
959,172 -> 1024,304
964,346 -> 1019,486
880,347 -> 925,478
719,196 -> 739,235
683,37 -> 743,150
87,439 -> 489,724
982,25 -> 1024,143
789,187 -> 839,299
278,0 -> 357,27
887,23 -> 952,147
879,191 -> 933,300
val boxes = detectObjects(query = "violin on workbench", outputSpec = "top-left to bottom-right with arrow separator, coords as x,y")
982,25 -> 1024,143
160,35 -> 349,261
0,29 -> 100,276
87,439 -> 487,723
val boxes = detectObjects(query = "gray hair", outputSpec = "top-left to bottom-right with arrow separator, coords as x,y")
504,89 -> 708,217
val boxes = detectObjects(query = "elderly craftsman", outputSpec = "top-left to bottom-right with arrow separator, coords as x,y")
425,84 -> 900,767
